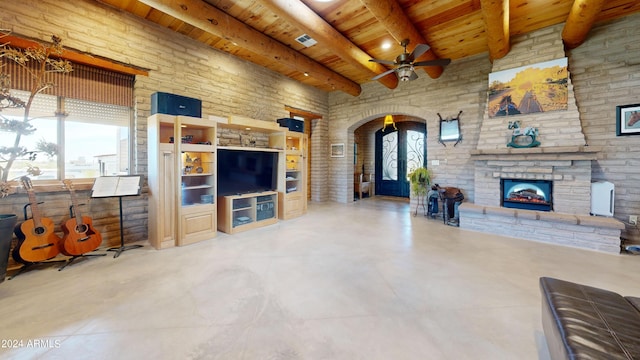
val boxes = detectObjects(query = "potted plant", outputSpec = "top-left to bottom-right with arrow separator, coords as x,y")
408,166 -> 431,198
0,30 -> 72,282
408,166 -> 431,216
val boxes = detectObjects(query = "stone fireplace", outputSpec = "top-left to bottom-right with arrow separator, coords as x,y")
460,146 -> 624,254
470,147 -> 599,215
458,24 -> 624,254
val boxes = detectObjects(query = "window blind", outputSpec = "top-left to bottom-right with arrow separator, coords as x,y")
1,59 -> 134,107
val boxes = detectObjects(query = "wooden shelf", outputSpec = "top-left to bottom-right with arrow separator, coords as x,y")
217,191 -> 278,234
270,131 -> 308,219
148,114 -> 217,249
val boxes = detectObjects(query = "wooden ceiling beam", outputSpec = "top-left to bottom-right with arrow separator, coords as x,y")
260,0 -> 398,89
562,0 -> 606,49
358,0 -> 445,79
480,0 -> 510,61
137,0 -> 361,96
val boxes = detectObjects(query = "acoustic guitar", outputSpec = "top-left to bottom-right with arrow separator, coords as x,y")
12,176 -> 62,264
59,179 -> 102,256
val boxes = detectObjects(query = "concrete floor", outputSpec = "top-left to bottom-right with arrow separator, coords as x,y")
1,198 -> 639,359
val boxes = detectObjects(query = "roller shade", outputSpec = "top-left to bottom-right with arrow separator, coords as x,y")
1,59 -> 134,107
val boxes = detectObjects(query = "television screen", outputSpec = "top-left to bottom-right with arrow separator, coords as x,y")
217,149 -> 278,196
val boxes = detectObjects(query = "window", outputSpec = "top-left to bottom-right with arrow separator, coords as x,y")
0,90 -> 131,181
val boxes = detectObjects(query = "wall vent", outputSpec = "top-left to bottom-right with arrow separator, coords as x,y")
295,34 -> 317,48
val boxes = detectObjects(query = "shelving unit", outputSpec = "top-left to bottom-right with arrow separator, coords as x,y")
217,191 -> 278,234
211,115 -> 308,233
270,131 -> 308,219
148,114 -> 217,249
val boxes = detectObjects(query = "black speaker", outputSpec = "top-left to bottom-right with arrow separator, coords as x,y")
277,118 -> 304,133
151,92 -> 202,118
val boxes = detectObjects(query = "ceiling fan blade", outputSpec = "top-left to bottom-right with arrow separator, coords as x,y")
369,58 -> 396,65
409,44 -> 430,60
413,58 -> 452,67
371,68 -> 397,81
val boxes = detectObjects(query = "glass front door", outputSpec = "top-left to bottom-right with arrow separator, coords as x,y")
375,121 -> 426,197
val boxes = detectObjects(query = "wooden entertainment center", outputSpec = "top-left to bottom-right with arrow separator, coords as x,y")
147,114 -> 307,248
216,115 -> 307,233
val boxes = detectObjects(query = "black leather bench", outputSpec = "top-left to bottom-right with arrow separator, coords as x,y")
539,277 -> 640,359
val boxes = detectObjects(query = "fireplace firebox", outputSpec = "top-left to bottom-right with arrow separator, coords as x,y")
501,179 -> 553,211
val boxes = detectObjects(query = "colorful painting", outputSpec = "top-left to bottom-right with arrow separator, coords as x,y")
488,58 -> 568,118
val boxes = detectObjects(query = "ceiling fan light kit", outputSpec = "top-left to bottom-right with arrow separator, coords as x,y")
397,66 -> 416,82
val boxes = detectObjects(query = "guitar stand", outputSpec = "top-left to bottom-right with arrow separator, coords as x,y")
9,259 -> 66,280
107,196 -> 142,258
58,251 -> 107,271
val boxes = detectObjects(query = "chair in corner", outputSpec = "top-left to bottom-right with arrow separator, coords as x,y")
354,173 -> 372,199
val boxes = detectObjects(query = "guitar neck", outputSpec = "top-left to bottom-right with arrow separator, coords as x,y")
26,190 -> 44,229
68,188 -> 84,226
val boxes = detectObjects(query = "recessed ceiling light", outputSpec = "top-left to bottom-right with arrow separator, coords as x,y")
381,41 -> 392,50
304,72 -> 309,76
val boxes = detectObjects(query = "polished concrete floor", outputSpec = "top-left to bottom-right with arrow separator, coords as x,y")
2,198 -> 639,360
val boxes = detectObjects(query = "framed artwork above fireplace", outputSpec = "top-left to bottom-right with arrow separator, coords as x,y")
487,58 -> 568,118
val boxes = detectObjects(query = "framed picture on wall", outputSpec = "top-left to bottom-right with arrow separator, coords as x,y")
616,103 -> 640,136
331,143 -> 345,157
487,58 -> 568,118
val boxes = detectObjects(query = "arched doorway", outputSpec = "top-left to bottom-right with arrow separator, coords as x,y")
375,121 -> 426,197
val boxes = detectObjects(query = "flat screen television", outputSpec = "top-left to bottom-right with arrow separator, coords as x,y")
217,149 -> 278,196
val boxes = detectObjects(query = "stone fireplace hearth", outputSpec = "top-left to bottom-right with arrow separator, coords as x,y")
461,146 -> 624,254
470,146 -> 600,215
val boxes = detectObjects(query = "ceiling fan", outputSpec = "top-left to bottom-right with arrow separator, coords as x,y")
369,39 -> 451,82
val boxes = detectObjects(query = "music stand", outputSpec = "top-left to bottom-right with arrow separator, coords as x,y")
91,175 -> 143,258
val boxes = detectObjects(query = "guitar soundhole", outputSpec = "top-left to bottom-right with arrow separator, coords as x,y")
76,224 -> 89,233
34,226 -> 46,235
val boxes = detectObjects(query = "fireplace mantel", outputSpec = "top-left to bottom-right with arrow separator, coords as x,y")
470,145 -> 602,161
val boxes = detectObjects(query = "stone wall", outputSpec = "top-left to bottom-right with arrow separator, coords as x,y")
568,15 -> 640,244
329,54 -> 492,204
0,0 -> 329,249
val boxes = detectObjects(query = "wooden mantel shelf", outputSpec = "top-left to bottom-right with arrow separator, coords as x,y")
470,145 -> 602,161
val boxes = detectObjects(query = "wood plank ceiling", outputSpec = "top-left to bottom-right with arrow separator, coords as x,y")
97,0 -> 640,96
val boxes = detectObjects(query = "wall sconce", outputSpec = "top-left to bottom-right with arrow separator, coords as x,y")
382,114 -> 397,132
